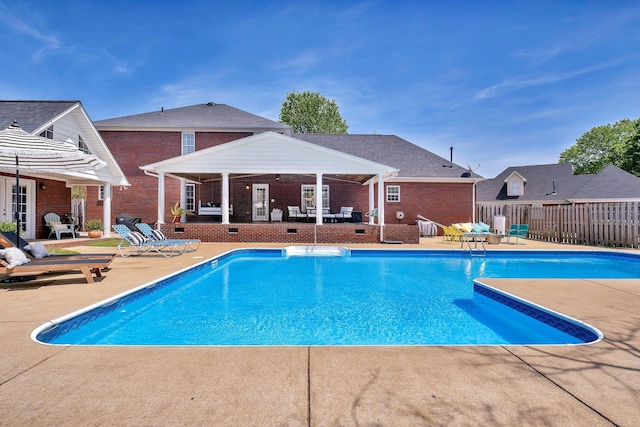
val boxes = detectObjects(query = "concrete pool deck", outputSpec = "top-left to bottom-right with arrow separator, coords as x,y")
1,237 -> 639,426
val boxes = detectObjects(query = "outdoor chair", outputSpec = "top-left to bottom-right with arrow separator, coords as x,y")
507,224 -> 529,244
113,224 -> 186,257
135,223 -> 200,252
0,231 -> 115,260
0,246 -> 111,284
44,212 -> 75,240
287,206 -> 306,222
336,207 -> 353,222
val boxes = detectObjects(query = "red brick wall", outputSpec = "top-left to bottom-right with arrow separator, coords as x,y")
159,222 -> 419,244
89,130 -> 252,224
93,129 -> 475,236
33,178 -> 72,239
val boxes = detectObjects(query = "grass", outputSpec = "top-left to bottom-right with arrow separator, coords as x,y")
86,239 -> 121,247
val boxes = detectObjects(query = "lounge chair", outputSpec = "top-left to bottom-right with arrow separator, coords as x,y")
0,247 -> 111,284
44,212 -> 75,240
135,223 -> 200,252
0,232 -> 116,260
112,224 -> 186,257
287,206 -> 306,222
507,224 -> 529,244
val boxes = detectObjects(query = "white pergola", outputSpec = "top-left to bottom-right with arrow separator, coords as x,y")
140,131 -> 398,227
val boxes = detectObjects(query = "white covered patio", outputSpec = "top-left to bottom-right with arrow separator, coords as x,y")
140,132 -> 400,238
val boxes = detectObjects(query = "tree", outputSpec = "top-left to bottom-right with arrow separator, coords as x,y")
619,120 -> 640,177
559,118 -> 637,174
279,91 -> 348,134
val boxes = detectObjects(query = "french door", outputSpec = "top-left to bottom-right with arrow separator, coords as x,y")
252,184 -> 269,221
0,177 -> 36,239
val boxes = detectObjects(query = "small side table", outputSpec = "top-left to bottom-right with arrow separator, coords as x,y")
486,234 -> 501,245
271,209 -> 283,222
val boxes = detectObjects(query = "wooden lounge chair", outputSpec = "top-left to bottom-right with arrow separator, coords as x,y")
0,256 -> 111,284
0,232 -> 116,260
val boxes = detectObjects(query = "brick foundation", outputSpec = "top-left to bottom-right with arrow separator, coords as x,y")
159,222 -> 419,244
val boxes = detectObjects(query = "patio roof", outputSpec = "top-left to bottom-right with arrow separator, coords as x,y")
140,131 -> 399,184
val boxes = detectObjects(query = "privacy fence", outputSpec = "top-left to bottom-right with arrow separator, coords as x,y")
477,202 -> 640,249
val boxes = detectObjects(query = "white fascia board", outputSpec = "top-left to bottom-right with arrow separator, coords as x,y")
30,102 -> 131,187
476,200 -> 571,205
74,105 -> 131,186
31,102 -> 81,135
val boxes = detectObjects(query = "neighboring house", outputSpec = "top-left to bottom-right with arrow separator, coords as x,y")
92,102 -> 481,238
476,163 -> 640,206
476,163 -> 640,245
0,101 -> 129,239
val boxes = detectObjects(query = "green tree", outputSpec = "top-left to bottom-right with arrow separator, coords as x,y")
279,91 -> 348,134
619,120 -> 640,177
559,118 -> 637,174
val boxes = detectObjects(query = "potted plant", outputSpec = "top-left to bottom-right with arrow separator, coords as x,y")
86,219 -> 103,238
0,221 -> 17,232
170,201 -> 192,223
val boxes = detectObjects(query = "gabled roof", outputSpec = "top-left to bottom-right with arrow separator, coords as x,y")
95,102 -> 293,135
0,100 -> 79,132
0,100 -> 129,186
504,171 -> 526,183
293,133 -> 481,180
477,163 -> 640,203
570,164 -> 640,201
141,131 -> 397,184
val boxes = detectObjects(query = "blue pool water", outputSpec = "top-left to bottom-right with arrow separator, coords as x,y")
35,249 -> 637,346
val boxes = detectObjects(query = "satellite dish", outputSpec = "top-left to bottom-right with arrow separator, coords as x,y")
396,211 -> 405,220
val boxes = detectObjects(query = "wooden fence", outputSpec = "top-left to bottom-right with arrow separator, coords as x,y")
477,202 -> 640,249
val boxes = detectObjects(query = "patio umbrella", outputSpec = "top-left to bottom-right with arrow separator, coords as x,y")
0,121 -> 107,246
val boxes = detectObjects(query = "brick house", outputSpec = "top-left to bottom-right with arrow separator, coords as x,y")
0,101 -> 129,239
93,102 -> 481,243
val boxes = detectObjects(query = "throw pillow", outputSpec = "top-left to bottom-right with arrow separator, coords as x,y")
24,242 -> 50,258
0,247 -> 31,268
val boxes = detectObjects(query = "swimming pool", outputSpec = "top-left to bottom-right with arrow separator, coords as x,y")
34,248 -> 637,346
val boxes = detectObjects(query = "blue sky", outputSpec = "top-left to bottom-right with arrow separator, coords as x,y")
1,1 -> 639,177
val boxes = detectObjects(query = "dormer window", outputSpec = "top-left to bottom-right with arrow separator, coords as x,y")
505,172 -> 526,196
39,125 -> 53,139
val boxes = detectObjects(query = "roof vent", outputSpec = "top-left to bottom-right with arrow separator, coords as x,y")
207,102 -> 216,106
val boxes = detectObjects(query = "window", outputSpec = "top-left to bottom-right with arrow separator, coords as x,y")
185,184 -> 195,212
98,185 -> 104,201
301,185 -> 329,211
182,132 -> 195,155
509,181 -> 520,196
78,135 -> 91,154
386,185 -> 400,202
39,125 -> 53,139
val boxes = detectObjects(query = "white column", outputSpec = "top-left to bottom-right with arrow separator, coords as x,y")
377,174 -> 385,226
368,179 -> 375,225
102,183 -> 112,237
157,172 -> 165,225
315,173 -> 323,225
179,178 -> 186,223
221,172 -> 230,224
